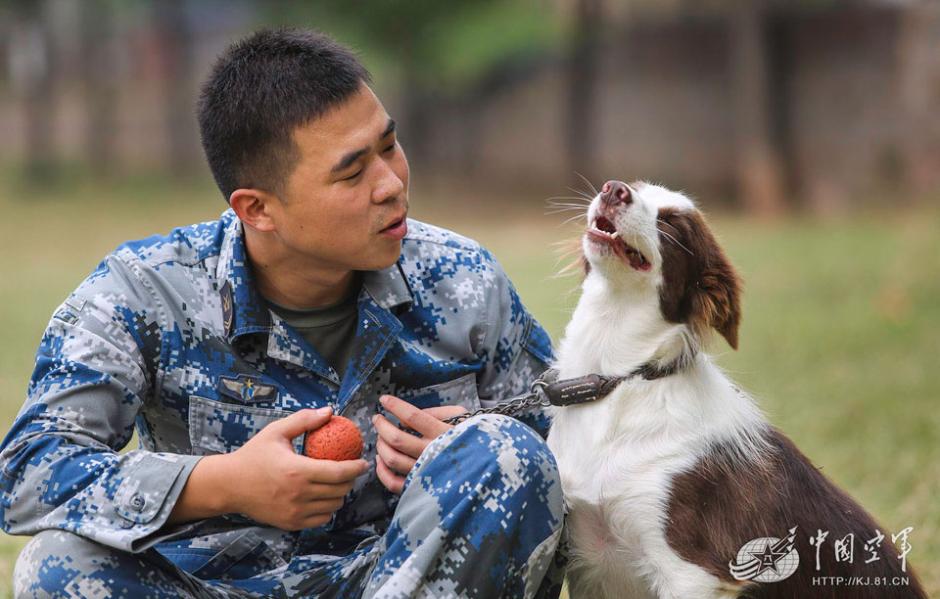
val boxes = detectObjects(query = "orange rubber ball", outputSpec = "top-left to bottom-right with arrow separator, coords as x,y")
303,415 -> 364,461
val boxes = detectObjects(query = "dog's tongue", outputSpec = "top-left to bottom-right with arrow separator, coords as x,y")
627,251 -> 644,270
619,244 -> 651,271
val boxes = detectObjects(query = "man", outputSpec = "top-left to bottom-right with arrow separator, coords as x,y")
1,29 -> 565,598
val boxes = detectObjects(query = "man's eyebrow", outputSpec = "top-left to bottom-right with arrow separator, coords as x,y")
330,119 -> 397,175
331,148 -> 367,174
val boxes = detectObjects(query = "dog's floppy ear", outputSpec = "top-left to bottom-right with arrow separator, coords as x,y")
658,209 -> 742,349
689,236 -> 741,349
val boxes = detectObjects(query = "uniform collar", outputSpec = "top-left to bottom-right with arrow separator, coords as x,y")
215,210 -> 414,343
216,212 -> 271,342
362,262 -> 413,313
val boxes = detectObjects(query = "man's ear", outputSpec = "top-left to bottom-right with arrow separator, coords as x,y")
229,188 -> 280,233
690,238 -> 741,350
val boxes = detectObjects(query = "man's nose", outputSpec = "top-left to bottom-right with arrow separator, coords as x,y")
600,180 -> 632,208
372,162 -> 405,203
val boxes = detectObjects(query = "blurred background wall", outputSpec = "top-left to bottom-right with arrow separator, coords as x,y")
1,0 -> 939,212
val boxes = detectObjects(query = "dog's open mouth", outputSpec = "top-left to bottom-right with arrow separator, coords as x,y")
587,216 -> 652,271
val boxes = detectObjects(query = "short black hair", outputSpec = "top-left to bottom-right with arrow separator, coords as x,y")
197,28 -> 371,201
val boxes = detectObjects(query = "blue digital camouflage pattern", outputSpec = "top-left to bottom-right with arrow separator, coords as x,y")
0,210 -> 563,597
13,415 -> 565,597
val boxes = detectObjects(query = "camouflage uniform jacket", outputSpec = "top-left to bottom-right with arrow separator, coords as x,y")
0,210 -> 554,565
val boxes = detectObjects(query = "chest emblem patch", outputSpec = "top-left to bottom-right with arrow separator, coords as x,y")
218,374 -> 279,404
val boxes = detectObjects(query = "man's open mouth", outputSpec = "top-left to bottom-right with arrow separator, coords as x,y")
587,216 -> 651,271
381,217 -> 405,232
379,215 -> 408,239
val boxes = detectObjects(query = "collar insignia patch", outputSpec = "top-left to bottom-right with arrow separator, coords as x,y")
220,280 -> 234,336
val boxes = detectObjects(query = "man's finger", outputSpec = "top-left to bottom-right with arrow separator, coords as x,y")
376,454 -> 405,495
303,497 -> 345,515
304,458 -> 369,484
376,436 -> 418,476
299,481 -> 355,501
424,405 -> 467,420
379,395 -> 450,438
372,413 -> 425,458
298,514 -> 332,530
269,407 -> 333,440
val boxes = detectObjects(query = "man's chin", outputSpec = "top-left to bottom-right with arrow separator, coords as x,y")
361,240 -> 403,271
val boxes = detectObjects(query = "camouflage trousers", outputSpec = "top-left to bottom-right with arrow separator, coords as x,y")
14,415 -> 567,598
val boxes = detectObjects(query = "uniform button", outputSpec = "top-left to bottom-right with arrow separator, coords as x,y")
130,494 -> 146,512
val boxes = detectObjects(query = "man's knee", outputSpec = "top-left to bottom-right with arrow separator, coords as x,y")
414,413 -> 564,520
13,529 -> 187,599
374,415 -> 565,598
14,530 -> 107,598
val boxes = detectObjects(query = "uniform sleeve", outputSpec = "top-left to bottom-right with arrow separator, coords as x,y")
0,252 -> 202,553
475,250 -> 555,438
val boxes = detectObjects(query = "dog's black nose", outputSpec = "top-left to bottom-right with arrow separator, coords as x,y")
600,180 -> 632,207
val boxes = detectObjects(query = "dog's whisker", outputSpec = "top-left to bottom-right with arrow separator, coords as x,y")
546,210 -> 589,219
545,196 -> 592,204
546,199 -> 588,206
656,218 -> 681,233
657,228 -> 695,256
545,204 -> 590,212
573,171 -> 599,197
560,213 -> 590,226
566,186 -> 596,202
555,247 -> 581,264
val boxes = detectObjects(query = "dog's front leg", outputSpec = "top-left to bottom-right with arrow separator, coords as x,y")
643,551 -> 738,599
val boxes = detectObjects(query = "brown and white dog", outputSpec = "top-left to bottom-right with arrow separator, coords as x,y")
546,181 -> 925,598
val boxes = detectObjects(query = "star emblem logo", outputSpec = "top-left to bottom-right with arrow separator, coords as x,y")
729,526 -> 800,583
750,542 -> 783,574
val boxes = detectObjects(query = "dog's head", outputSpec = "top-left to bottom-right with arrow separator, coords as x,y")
582,180 -> 741,349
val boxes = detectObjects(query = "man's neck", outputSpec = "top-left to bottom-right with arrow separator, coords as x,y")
245,230 -> 356,310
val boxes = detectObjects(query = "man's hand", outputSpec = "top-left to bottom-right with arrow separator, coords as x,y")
171,407 -> 369,530
372,395 -> 467,494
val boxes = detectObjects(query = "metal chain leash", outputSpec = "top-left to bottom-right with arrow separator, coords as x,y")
442,375 -> 556,426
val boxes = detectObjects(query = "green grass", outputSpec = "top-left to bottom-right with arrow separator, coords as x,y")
0,180 -> 937,596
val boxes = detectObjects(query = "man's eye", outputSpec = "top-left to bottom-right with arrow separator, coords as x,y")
342,170 -> 362,182
382,143 -> 396,154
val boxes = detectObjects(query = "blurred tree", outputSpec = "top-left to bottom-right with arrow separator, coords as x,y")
153,0 -> 200,179
9,0 -> 58,184
271,0 -> 501,164
566,0 -> 603,186
79,0 -> 118,178
263,0 -> 562,167
896,2 -> 938,194
730,0 -> 786,216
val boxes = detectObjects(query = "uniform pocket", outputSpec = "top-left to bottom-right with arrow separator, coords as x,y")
396,373 -> 482,413
188,396 -> 303,455
156,531 -> 287,581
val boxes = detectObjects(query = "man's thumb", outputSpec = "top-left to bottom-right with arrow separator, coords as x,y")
274,407 -> 332,439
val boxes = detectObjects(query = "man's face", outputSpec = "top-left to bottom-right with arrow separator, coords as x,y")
270,83 -> 410,273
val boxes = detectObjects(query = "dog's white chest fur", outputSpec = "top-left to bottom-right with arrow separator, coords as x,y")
548,379 -> 731,599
